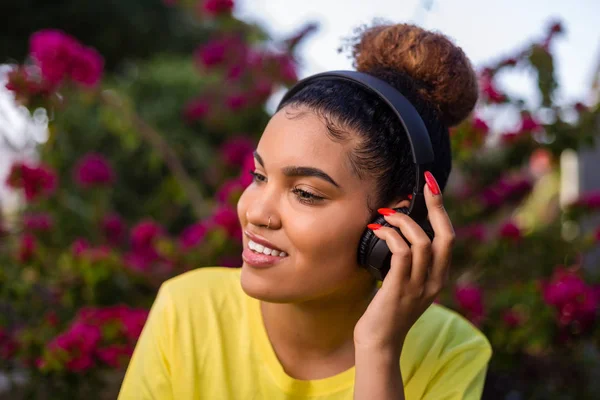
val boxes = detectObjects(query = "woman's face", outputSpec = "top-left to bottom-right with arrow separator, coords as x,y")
237,105 -> 377,304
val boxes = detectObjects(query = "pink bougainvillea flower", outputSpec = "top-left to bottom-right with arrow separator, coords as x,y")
0,329 -> 18,360
18,233 -> 37,262
502,309 -> 523,328
273,54 -> 298,84
226,63 -> 244,82
500,131 -> 522,145
29,29 -> 80,86
6,162 -> 57,202
225,93 -> 249,111
5,66 -> 57,98
183,98 -> 211,123
193,35 -> 246,69
102,213 -> 126,244
471,117 -> 489,134
73,153 -> 114,188
69,46 -> 104,88
519,114 -> 542,132
454,284 -> 484,326
96,344 -> 132,368
23,213 -> 54,231
571,191 -> 600,209
201,0 -> 235,16
219,136 -> 255,167
29,29 -> 103,88
120,308 -> 149,341
48,322 -> 101,372
455,223 -> 486,243
251,79 -> 274,102
541,267 -> 598,331
71,237 -> 90,257
124,247 -> 161,272
216,178 -> 245,204
239,153 -> 256,187
211,205 -> 242,241
179,221 -> 208,250
499,221 -> 522,241
130,219 -> 163,249
479,73 -> 505,103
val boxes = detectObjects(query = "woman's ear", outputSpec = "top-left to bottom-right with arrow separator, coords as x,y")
389,195 -> 412,210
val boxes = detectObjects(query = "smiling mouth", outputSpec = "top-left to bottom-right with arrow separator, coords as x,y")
248,240 -> 288,257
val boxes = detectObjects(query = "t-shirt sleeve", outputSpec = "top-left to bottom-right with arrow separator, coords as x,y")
118,283 -> 175,400
421,322 -> 492,400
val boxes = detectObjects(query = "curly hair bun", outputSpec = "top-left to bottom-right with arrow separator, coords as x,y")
349,22 -> 478,127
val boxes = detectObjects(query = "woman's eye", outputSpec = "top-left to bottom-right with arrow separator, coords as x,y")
249,170 -> 266,183
292,188 -> 325,205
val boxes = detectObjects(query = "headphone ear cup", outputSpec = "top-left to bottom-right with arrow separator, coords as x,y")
358,207 -> 435,280
357,213 -> 388,266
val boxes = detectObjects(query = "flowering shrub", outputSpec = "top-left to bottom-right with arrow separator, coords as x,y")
0,4 -> 599,400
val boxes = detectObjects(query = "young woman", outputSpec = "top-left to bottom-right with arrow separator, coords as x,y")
118,22 -> 492,399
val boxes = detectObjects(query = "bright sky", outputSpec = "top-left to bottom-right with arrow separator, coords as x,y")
236,0 -> 600,107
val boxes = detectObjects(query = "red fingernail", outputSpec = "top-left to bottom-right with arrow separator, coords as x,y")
424,171 -> 440,196
377,208 -> 396,216
367,223 -> 382,230
407,194 -> 413,199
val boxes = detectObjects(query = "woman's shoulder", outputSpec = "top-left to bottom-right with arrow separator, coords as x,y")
409,303 -> 492,352
159,266 -> 244,307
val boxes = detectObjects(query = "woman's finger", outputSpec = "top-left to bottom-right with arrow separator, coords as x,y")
369,225 -> 412,284
380,211 -> 432,286
423,172 -> 455,295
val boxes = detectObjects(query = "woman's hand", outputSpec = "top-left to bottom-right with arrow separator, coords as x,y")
353,171 -> 455,353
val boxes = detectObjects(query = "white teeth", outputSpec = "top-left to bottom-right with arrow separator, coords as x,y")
248,240 -> 287,257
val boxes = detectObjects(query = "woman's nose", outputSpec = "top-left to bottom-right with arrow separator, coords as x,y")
245,189 -> 281,230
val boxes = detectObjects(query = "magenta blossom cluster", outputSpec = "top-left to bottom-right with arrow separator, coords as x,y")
455,284 -> 485,326
498,221 -> 522,241
501,114 -> 543,144
73,153 -> 115,188
6,162 -> 57,202
102,213 -> 127,245
0,328 -> 18,361
29,29 -> 103,89
200,0 -> 234,16
23,213 -> 54,232
541,268 -> 599,334
41,306 -> 148,372
570,191 -> 600,210
479,175 -> 533,208
71,238 -> 112,262
123,219 -> 172,273
186,33 -> 299,122
479,70 -> 506,104
455,223 -> 487,243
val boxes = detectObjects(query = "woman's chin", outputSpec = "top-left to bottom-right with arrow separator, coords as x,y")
240,264 -> 298,303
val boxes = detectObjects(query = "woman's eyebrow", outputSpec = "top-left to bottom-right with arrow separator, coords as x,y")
253,151 -> 341,188
281,166 -> 340,188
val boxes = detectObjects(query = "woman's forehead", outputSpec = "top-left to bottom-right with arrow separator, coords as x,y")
256,109 -> 358,177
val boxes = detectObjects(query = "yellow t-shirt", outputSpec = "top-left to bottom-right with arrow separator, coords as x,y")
118,267 -> 492,400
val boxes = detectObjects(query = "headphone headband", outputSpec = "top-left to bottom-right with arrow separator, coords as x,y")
277,70 -> 434,222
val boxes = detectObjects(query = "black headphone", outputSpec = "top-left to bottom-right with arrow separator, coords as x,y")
277,70 -> 435,281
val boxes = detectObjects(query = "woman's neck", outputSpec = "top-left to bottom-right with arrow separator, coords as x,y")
260,280 -> 377,379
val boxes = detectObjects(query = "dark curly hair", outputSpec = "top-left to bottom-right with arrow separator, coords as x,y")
278,22 -> 479,215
